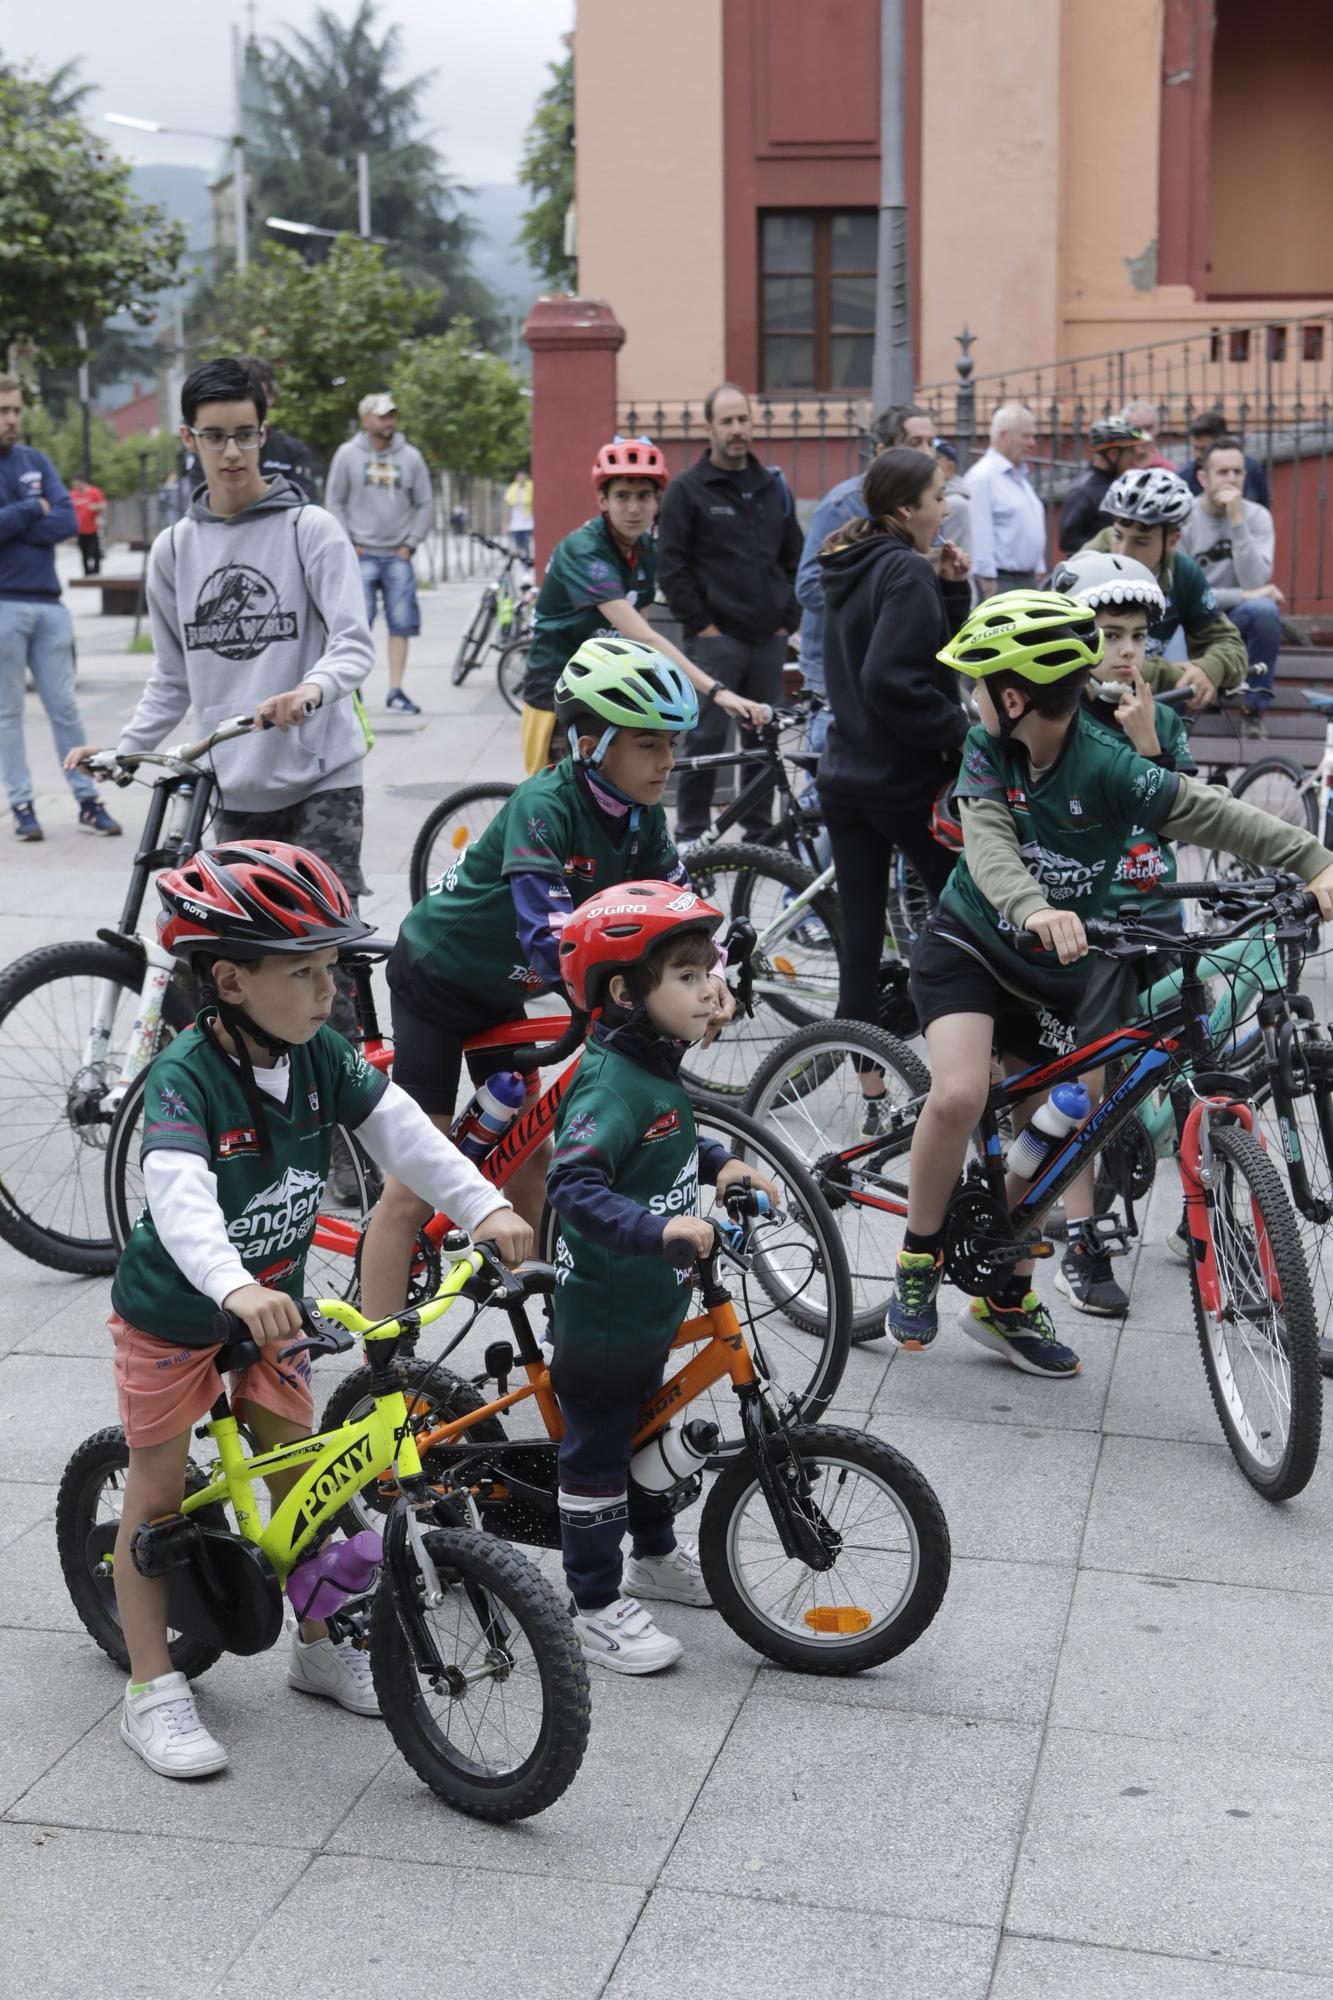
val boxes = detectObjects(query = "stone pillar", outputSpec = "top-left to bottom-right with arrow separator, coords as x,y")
523,297 -> 626,572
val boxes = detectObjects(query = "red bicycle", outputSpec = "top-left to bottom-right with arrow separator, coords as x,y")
104,954 -> 856,1445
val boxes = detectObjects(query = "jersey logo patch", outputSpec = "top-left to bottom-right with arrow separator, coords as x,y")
218,1126 -> 260,1159
526,814 -> 550,846
308,1091 -> 320,1112
159,1086 -> 190,1120
1006,787 -> 1029,810
566,1111 -> 598,1145
642,1109 -> 681,1144
1068,797 -> 1083,816
563,855 -> 596,881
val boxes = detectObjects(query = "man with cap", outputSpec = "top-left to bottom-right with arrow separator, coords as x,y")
1058,417 -> 1148,555
326,391 -> 434,715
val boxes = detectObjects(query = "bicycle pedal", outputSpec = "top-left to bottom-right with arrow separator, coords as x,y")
130,1511 -> 201,1579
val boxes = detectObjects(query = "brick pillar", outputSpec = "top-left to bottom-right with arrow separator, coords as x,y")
523,296 -> 626,572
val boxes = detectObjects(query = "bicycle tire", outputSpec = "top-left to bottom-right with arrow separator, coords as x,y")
105,1067 -> 375,1301
1231,756 -> 1317,836
742,1018 -> 929,1340
0,941 -> 192,1274
451,598 -> 495,685
1252,1058 -> 1333,1380
409,781 -> 518,904
679,842 -> 843,1098
698,1423 -> 950,1674
1188,1122 -> 1322,1500
496,639 -> 529,717
319,1362 -> 507,1536
370,1524 -> 591,1822
56,1427 -> 226,1679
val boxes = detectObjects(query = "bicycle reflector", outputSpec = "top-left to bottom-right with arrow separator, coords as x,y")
803,1605 -> 873,1635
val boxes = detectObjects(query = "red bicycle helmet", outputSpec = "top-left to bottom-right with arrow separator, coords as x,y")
559,880 -> 722,1013
157,840 -> 382,961
591,435 -> 668,491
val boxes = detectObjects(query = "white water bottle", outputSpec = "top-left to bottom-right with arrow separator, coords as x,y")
628,1418 -> 720,1493
1006,1080 -> 1090,1180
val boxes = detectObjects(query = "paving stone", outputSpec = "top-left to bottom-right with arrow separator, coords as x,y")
0,1351 -> 120,1481
757,1556 -> 1075,1727
0,1820 -> 311,1999
1051,1568 -> 1333,1764
872,1306 -> 1120,1432
0,1628 -> 120,1812
606,1888 -> 997,1999
0,1479 -> 54,1552
662,1691 -> 1040,1926
228,1853 -> 645,1999
990,1935 -> 1333,1998
1008,1725 -> 1333,1974
1102,1314 -> 1225,1445
2,1516 -> 83,1632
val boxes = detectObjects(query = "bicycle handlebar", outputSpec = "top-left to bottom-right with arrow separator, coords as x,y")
507,1009 -> 590,1076
82,705 -> 315,782
1083,885 -> 1319,961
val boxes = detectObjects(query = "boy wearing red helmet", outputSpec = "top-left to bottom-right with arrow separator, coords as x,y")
518,436 -> 768,775
108,841 -> 531,1780
547,881 -> 777,1675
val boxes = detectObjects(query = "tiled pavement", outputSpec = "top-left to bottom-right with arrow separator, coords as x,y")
2,559 -> 1332,1998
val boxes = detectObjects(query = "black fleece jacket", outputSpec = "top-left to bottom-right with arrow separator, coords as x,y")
656,449 -> 803,640
815,530 -> 971,810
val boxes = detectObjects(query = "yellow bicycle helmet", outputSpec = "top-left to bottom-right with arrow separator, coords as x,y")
939,590 -> 1104,683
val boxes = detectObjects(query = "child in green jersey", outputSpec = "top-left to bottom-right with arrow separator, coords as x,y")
885,590 -> 1333,1378
547,883 -> 778,1677
362,637 -> 728,1323
111,841 -> 530,1780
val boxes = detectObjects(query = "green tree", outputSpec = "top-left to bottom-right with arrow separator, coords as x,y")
199,237 -> 437,466
0,67 -> 184,369
391,320 -> 530,477
24,400 -> 172,500
250,1 -> 498,341
517,54 -> 575,292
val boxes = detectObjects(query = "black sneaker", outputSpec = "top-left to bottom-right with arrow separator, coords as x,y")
1056,1232 -> 1129,1316
12,802 -> 41,842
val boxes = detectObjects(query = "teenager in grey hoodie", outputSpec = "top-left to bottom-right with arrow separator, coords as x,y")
65,356 -> 374,1039
326,393 -> 434,716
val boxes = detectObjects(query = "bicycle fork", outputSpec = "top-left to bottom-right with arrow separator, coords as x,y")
1177,1095 -> 1280,1313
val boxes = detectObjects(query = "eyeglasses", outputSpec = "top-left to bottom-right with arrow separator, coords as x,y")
188,426 -> 265,453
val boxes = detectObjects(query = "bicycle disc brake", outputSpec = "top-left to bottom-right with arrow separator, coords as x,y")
1103,1116 -> 1157,1204
943,1184 -> 1039,1293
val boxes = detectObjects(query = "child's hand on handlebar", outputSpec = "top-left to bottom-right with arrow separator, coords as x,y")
715,688 -> 770,730
472,1206 -> 534,1269
63,743 -> 103,772
1305,864 -> 1333,923
220,1282 -> 304,1348
715,1160 -> 780,1208
1024,906 -> 1088,964
662,1215 -> 716,1260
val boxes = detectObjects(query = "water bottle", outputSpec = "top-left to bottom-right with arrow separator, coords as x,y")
286,1529 -> 382,1623
628,1418 -> 721,1493
452,1070 -> 527,1162
1006,1081 -> 1091,1180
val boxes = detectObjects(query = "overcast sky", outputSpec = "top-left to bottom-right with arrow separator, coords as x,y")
8,0 -> 572,185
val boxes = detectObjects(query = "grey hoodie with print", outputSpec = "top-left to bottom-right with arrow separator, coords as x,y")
325,429 -> 434,554
115,478 -> 372,813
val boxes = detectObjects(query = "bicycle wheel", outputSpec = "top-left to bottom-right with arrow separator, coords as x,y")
698,1423 -> 950,1674
1252,1046 -> 1333,1379
743,1019 -> 929,1340
409,782 -> 517,903
496,639 -> 528,716
884,851 -> 933,957
451,595 -> 495,685
680,843 -> 843,1097
1232,757 -> 1317,835
56,1427 -> 226,1679
105,1068 -> 376,1301
1187,1122 -> 1322,1500
0,941 -> 192,1274
320,1362 -> 507,1534
370,1525 -> 591,1821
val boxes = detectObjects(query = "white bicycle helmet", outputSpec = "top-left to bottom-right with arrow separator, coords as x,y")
1102,466 -> 1193,527
1048,551 -> 1166,621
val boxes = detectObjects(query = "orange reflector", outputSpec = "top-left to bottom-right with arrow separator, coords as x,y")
803,1605 -> 872,1634
451,827 -> 471,850
773,956 -> 796,979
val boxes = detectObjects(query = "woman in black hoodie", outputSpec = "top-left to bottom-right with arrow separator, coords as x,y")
816,447 -> 972,1027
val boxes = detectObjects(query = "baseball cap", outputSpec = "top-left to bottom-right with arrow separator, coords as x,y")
359,392 -> 397,418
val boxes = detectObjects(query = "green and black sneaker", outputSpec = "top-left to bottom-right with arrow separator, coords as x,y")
959,1291 -> 1080,1377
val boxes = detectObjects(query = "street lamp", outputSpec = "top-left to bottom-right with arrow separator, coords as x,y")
106,27 -> 250,268
264,153 -> 379,244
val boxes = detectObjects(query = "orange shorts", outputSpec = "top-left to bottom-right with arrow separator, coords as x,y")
109,1311 -> 316,1450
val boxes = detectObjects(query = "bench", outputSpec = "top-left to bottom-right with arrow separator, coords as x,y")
1183,648 -> 1333,771
67,575 -> 143,617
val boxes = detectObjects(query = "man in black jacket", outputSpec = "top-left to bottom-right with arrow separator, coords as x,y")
657,383 -> 803,842
1057,417 -> 1145,555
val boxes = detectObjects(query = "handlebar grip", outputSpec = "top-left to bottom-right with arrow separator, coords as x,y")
664,1235 -> 702,1269
508,1010 -> 589,1077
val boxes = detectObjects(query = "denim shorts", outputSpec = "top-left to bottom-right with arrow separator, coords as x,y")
359,552 -> 421,637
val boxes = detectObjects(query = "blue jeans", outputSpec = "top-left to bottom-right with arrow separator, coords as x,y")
0,598 -> 97,809
1230,596 -> 1281,710
358,553 -> 420,637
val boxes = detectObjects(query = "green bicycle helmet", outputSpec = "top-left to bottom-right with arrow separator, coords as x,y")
555,636 -> 699,765
939,590 -> 1104,684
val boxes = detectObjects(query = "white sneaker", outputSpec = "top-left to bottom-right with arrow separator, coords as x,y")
120,1671 -> 228,1779
622,1539 -> 712,1607
571,1596 -> 683,1676
287,1631 -> 380,1715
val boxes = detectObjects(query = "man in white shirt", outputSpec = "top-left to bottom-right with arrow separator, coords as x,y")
964,404 -> 1047,597
1178,435 -> 1282,725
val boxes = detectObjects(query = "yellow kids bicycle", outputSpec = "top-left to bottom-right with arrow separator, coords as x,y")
56,1242 -> 591,1821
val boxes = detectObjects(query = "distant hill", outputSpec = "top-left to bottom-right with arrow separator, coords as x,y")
129,163 -> 215,277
